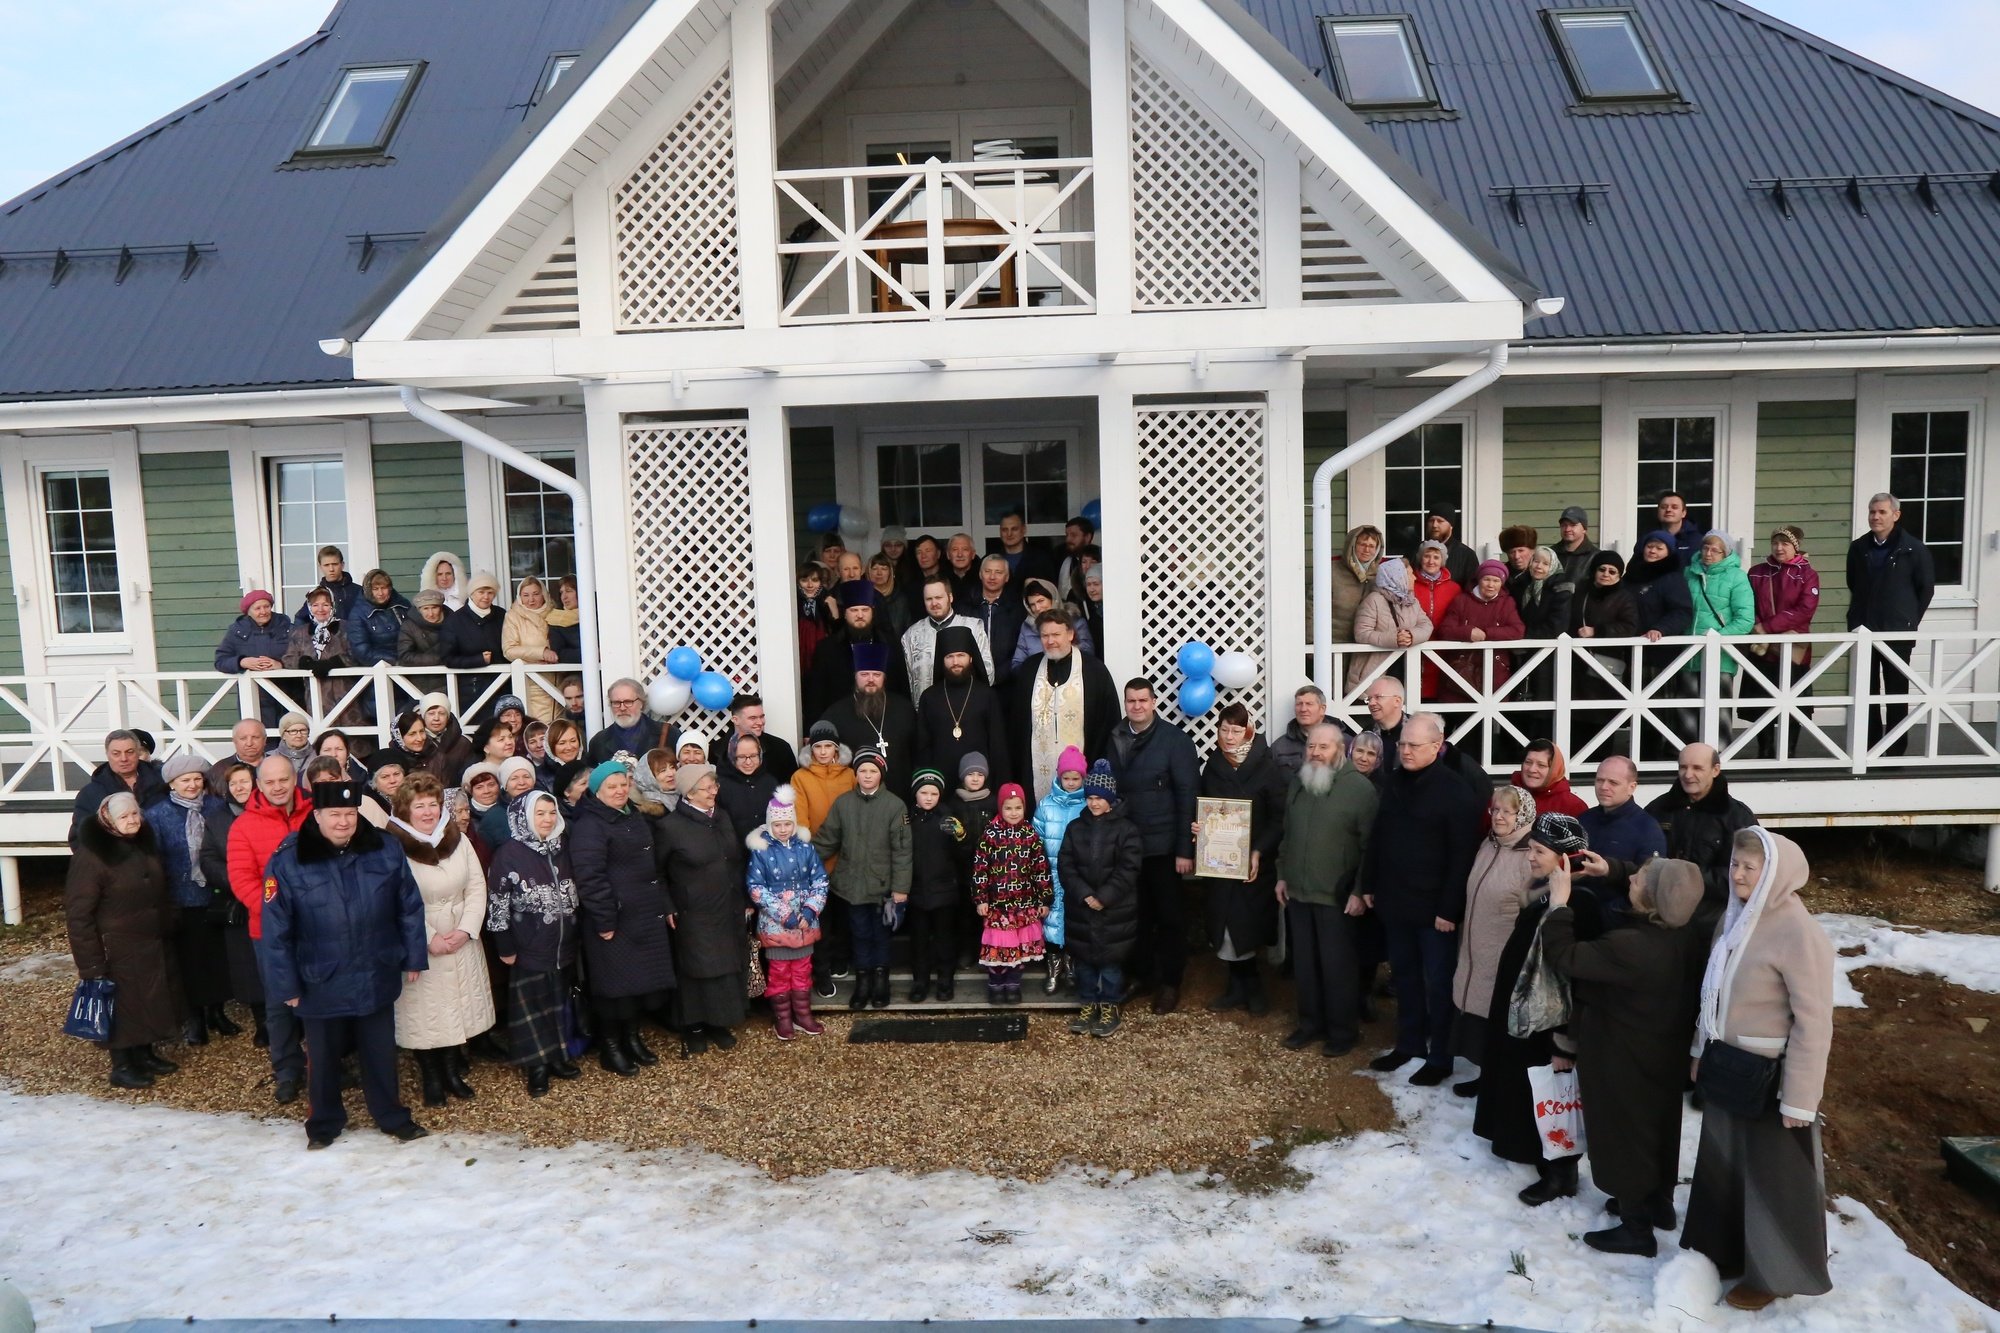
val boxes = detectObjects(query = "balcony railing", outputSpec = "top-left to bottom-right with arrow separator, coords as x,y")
774,156 -> 1095,325
1318,627 -> 2000,777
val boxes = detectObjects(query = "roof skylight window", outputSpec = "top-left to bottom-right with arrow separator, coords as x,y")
1319,17 -> 1439,110
1547,10 -> 1676,101
299,63 -> 423,156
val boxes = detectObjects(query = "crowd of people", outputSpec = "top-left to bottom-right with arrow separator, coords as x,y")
61,495 -> 1906,1314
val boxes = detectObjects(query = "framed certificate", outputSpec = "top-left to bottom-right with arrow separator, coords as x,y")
1194,796 -> 1255,881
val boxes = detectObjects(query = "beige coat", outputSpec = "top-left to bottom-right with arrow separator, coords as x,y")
1346,590 -> 1434,692
1326,526 -> 1380,645
390,824 -> 496,1049
1697,832 -> 1835,1119
501,599 -> 559,722
1453,825 -> 1533,1017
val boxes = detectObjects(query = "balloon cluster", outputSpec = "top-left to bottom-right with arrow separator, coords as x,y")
805,503 -> 873,541
647,646 -> 735,717
1172,641 -> 1260,716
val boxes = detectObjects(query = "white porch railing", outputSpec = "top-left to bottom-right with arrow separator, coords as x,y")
774,156 -> 1095,324
1320,628 -> 2000,779
0,662 -> 588,801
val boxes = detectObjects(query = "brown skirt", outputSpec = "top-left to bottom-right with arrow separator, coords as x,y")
1681,1101 -> 1832,1297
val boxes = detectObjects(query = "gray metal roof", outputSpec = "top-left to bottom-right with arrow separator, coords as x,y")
6,0 -> 2000,402
1242,0 -> 2000,342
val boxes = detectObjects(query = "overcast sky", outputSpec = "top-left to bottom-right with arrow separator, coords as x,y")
2,0 -> 1997,204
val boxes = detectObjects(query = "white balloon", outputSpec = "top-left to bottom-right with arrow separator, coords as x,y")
1212,650 -> 1259,690
838,505 -> 872,540
647,675 -> 693,717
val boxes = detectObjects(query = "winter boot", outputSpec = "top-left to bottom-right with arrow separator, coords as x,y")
1452,1076 -> 1483,1099
253,1011 -> 271,1048
182,1012 -> 209,1046
1244,968 -> 1270,1016
626,1026 -> 659,1066
986,976 -> 1004,1006
909,971 -> 931,1004
206,1003 -> 243,1037
791,991 -> 825,1037
848,971 -> 871,1011
707,1024 -> 738,1052
1069,1004 -> 1098,1035
134,1045 -> 179,1076
1004,981 -> 1023,1005
1150,984 -> 1180,1015
1517,1156 -> 1580,1207
1042,950 -> 1066,995
936,971 -> 956,1002
1205,972 -> 1247,1013
526,1065 -> 551,1098
108,1048 -> 154,1090
444,1046 -> 476,1100
415,1049 -> 449,1108
1090,1003 -> 1123,1039
773,990 -> 797,1040
867,968 -> 891,1010
680,1027 -> 710,1058
1584,1214 -> 1659,1257
598,1021 -> 638,1076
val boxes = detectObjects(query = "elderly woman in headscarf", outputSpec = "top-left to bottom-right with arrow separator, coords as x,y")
418,691 -> 476,784
1541,853 -> 1707,1258
485,788 -> 581,1097
282,585 -> 360,725
1680,828 -> 1835,1311
1449,783 -> 1537,1099
144,753 -> 238,1046
1327,525 -> 1384,647
502,577 -> 560,724
571,760 -> 676,1073
389,771 -> 495,1106
1473,811 -> 1604,1207
1346,555 -> 1433,693
653,762 -> 751,1056
68,792 -> 183,1089
1510,546 -> 1575,725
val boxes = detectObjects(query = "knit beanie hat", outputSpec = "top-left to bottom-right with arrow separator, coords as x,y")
674,763 -> 716,797
1084,759 -> 1118,798
1056,745 -> 1088,778
676,729 -> 709,755
957,751 -> 989,782
910,769 -> 945,795
410,589 -> 445,612
493,694 -> 528,718
1529,811 -> 1588,854
586,759 -> 628,795
240,589 -> 275,614
997,782 -> 1027,808
808,719 -> 841,746
853,749 -> 886,776
1639,858 -> 1705,929
162,752 -> 209,783
1475,559 -> 1509,582
462,761 -> 503,792
278,712 -> 311,734
468,570 -> 502,596
498,756 -> 537,788
767,783 -> 798,822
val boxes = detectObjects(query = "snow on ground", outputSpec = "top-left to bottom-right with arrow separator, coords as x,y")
3,1073 -> 1993,1333
1816,914 -> 2000,1007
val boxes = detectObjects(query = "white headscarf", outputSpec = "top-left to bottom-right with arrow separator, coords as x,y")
1697,825 -> 1776,1044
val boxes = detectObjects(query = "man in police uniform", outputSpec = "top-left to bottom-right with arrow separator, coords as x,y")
261,779 -> 430,1150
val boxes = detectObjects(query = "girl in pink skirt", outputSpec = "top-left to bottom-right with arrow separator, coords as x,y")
971,783 -> 1054,1005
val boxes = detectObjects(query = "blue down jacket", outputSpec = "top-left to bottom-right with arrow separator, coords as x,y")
262,818 -> 427,1019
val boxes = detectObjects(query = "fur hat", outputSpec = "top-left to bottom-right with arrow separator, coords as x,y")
310,780 -> 363,810
1084,759 -> 1118,798
1498,525 -> 1539,553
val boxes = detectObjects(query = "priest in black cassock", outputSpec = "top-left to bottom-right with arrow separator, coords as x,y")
804,581 -> 911,721
1007,607 -> 1118,804
916,624 -> 1012,789
817,642 -> 919,795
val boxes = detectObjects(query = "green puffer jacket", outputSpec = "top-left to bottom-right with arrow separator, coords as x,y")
1685,548 -> 1756,675
812,786 -> 912,905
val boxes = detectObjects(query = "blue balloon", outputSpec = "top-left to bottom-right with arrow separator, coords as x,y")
1178,676 -> 1217,716
691,671 -> 736,712
1176,641 -> 1216,678
807,502 -> 842,534
1081,498 -> 1102,528
665,646 -> 704,682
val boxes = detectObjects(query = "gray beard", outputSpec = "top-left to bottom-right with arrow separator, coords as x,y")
1298,761 -> 1335,796
1044,644 -> 1072,661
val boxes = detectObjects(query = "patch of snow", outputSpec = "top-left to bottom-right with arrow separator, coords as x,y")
1817,914 -> 2000,1007
2,1068 -> 1994,1333
1650,1251 -> 1722,1331
0,952 -> 69,984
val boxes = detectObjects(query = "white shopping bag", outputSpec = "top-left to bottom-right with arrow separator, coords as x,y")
1527,1062 -> 1585,1161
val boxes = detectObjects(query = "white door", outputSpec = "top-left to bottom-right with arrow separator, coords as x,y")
859,427 -> 1079,553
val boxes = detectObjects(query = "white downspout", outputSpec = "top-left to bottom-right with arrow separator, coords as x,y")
1313,341 -> 1513,694
398,387 -> 604,735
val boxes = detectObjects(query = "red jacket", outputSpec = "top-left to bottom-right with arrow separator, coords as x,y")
1412,572 -> 1461,625
1747,554 -> 1821,666
1510,772 -> 1588,818
227,789 -> 314,938
1435,590 -> 1524,700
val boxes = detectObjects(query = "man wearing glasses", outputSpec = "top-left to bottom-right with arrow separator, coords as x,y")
587,678 -> 663,764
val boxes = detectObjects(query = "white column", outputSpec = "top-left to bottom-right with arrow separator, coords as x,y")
746,400 -> 802,746
1096,381 -> 1142,683
1265,361 -> 1308,727
732,3 -> 782,331
582,385 -> 637,698
1087,0 -> 1133,318
1599,376 -> 1635,556
1725,376 -> 1760,555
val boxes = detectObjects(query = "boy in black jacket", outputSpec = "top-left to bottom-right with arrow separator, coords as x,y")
946,752 -> 998,969
1058,760 -> 1144,1038
906,769 -> 966,1002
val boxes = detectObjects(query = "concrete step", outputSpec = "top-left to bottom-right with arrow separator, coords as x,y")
810,969 -> 1082,1012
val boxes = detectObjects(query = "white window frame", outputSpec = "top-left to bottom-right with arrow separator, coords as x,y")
266,456 -> 352,614
34,465 -> 128,640
858,424 -> 1080,550
0,432 -> 154,664
1377,415 -> 1469,558
1632,408 -> 1725,544
1858,376 -> 1984,603
458,415 -> 590,591
496,448 -> 583,589
225,423 -> 379,604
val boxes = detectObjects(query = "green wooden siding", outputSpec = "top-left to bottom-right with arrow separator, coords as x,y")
1502,406 -> 1602,541
1303,412 -> 1348,615
141,452 -> 240,672
1756,401 -> 1855,690
374,441 -> 470,588
0,513 -> 20,675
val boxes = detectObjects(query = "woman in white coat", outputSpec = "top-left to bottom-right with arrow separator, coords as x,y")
389,771 -> 496,1106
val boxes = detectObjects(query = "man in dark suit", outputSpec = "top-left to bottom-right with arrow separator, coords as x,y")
1845,491 -> 1936,756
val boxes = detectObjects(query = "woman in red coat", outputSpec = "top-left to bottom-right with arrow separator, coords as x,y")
1510,739 -> 1588,817
1744,526 -> 1822,758
1414,541 -> 1462,702
1435,560 -> 1524,703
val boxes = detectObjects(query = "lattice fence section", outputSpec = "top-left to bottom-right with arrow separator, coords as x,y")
615,67 -> 741,330
1135,403 -> 1269,751
487,237 -> 580,334
1128,50 -> 1263,309
625,421 -> 758,736
1301,199 -> 1400,302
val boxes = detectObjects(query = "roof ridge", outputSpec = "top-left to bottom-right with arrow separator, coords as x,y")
1,6 -> 343,217
1702,0 -> 2000,142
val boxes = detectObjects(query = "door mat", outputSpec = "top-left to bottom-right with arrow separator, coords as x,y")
847,1014 -> 1030,1044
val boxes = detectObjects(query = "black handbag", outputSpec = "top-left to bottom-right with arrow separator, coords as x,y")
1697,1040 -> 1780,1118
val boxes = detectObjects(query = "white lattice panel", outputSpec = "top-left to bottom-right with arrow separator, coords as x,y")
1135,403 -> 1269,751
625,421 -> 759,736
615,68 -> 741,330
1128,50 -> 1263,310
